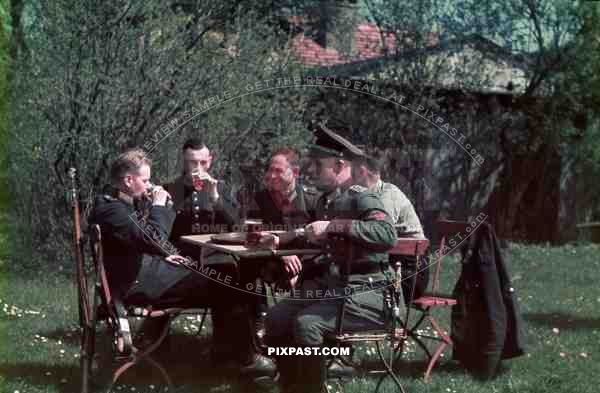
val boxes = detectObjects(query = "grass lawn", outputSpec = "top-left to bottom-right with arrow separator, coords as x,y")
0,242 -> 599,393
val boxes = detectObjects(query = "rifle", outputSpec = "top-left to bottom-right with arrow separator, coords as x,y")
68,167 -> 91,328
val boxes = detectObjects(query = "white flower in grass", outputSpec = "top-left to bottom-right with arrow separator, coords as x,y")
45,371 -> 52,376
580,352 -> 588,358
552,328 -> 560,334
60,349 -> 66,354
149,385 -> 155,390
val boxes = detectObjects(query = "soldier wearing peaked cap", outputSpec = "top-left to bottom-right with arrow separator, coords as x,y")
264,124 -> 398,393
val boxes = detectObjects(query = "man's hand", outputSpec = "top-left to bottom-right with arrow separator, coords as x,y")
282,255 -> 302,277
165,254 -> 188,265
151,186 -> 171,207
305,220 -> 331,243
200,173 -> 219,202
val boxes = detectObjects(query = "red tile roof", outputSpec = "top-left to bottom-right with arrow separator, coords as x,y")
290,23 -> 439,66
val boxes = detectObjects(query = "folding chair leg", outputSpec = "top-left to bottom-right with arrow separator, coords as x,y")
108,315 -> 175,391
424,341 -> 448,382
80,327 -> 93,393
375,341 -> 406,393
423,315 -> 452,382
81,290 -> 100,393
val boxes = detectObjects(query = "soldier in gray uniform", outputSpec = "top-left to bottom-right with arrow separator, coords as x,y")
264,127 -> 398,393
352,154 -> 429,304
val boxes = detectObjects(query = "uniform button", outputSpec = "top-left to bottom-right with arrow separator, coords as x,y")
194,206 -> 200,211
324,215 -> 328,219
193,197 -> 198,202
194,214 -> 199,219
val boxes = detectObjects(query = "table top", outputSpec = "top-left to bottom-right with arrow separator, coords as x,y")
181,233 -> 429,259
180,233 -> 324,259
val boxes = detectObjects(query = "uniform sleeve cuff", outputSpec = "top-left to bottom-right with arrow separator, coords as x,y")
328,219 -> 353,234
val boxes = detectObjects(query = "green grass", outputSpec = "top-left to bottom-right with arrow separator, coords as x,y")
0,243 -> 599,393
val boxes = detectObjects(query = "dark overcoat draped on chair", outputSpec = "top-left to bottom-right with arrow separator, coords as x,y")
451,222 -> 526,378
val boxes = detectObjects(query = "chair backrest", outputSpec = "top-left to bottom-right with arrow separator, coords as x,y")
389,238 -> 430,258
431,219 -> 472,294
89,224 -> 113,308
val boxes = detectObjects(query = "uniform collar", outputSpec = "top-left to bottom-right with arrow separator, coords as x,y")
105,186 -> 135,206
117,190 -> 135,206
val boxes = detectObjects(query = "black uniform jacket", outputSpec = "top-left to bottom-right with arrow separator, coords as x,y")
249,183 -> 320,231
89,186 -> 188,301
451,222 -> 526,378
165,174 -> 240,241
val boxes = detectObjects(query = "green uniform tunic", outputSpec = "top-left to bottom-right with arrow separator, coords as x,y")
265,184 -> 397,393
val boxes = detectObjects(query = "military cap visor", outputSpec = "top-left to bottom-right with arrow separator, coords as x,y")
308,124 -> 366,160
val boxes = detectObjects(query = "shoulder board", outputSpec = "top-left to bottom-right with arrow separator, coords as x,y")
348,184 -> 368,194
301,185 -> 318,195
103,194 -> 117,202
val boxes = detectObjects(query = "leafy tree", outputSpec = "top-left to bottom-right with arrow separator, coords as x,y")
7,0 -> 311,265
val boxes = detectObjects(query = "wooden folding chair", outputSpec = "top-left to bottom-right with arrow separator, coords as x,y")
406,219 -> 472,381
67,168 -> 209,392
80,224 -> 209,392
325,237 -> 430,393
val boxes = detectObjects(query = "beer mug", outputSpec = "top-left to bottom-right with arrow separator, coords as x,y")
191,169 -> 208,192
147,182 -> 173,208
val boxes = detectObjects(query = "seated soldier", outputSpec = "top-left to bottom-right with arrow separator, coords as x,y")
164,138 -> 274,374
352,154 -> 429,304
165,137 -> 238,246
245,148 -> 320,346
264,127 -> 398,393
90,148 -> 257,370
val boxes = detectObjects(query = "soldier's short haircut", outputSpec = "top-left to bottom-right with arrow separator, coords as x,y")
110,148 -> 152,185
182,137 -> 207,151
273,148 -> 300,168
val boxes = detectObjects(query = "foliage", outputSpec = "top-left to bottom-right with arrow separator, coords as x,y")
7,0 -> 312,265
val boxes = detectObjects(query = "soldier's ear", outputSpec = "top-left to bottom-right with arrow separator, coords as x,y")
123,174 -> 134,188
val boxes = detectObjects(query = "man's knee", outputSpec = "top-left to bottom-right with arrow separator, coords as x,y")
293,313 -> 325,347
266,302 -> 297,345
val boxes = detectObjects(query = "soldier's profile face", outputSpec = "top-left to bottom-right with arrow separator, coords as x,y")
184,147 -> 212,175
310,157 -> 337,191
125,164 -> 151,197
264,154 -> 295,192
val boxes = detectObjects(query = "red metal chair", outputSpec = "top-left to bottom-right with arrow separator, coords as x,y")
406,219 -> 472,381
325,237 -> 430,393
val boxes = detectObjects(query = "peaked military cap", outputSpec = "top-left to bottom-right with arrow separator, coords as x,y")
308,122 -> 366,160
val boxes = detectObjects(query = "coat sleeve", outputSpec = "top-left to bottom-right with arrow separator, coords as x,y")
101,201 -> 176,256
